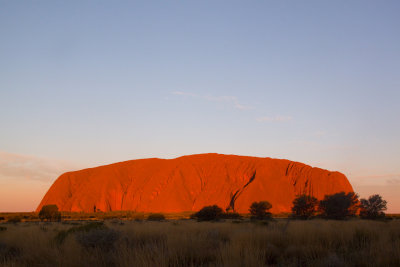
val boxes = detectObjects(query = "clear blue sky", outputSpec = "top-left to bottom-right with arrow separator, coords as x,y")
0,1 -> 399,211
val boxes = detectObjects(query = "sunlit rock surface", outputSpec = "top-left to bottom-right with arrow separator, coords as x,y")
37,153 -> 353,213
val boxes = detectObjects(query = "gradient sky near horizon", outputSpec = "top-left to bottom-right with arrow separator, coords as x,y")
1,1 -> 399,212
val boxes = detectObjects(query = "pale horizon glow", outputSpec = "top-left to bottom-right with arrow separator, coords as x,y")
0,1 -> 399,212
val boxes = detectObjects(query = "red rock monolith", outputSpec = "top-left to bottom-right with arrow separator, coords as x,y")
37,153 -> 353,213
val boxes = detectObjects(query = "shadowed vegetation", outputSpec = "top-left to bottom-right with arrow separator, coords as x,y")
0,219 -> 400,266
319,192 -> 359,220
147,213 -> 166,221
360,194 -> 387,219
7,216 -> 21,224
190,205 -> 224,221
0,192 -> 397,266
38,205 -> 61,222
291,194 -> 319,219
249,201 -> 272,220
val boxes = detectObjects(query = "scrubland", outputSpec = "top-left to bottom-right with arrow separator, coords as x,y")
1,218 -> 400,267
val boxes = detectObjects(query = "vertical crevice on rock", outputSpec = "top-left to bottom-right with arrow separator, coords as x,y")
285,162 -> 292,176
106,200 -> 112,212
243,171 -> 256,189
227,190 -> 240,211
227,171 -> 257,211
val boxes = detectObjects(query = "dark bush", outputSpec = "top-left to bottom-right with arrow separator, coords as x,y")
191,205 -> 224,221
0,226 -> 7,231
291,194 -> 319,219
319,192 -> 359,219
7,216 -> 21,223
360,194 -> 387,219
249,201 -> 272,220
147,213 -> 166,221
28,214 -> 39,220
75,228 -> 120,250
39,205 -> 61,221
133,213 -> 145,221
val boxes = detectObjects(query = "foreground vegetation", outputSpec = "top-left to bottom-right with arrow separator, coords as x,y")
0,192 -> 395,266
1,218 -> 400,266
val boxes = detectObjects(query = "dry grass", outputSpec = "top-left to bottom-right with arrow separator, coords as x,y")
0,211 -> 195,222
0,218 -> 399,266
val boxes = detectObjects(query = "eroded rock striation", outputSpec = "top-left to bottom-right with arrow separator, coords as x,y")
37,153 -> 353,213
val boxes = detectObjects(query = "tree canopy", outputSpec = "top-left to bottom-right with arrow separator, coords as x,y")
319,192 -> 359,219
249,201 -> 272,219
39,204 -> 61,221
291,194 -> 318,219
360,194 -> 387,219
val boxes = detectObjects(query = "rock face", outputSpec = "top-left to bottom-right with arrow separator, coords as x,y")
37,153 -> 353,213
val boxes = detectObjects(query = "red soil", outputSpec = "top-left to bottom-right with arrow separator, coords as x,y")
36,153 -> 353,213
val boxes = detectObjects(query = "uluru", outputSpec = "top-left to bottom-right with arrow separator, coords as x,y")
37,153 -> 354,214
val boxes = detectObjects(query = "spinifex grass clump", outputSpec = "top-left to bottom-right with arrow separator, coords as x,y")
55,221 -> 106,244
0,241 -> 21,262
75,228 -> 120,250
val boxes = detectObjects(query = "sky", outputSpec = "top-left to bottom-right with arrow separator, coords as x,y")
0,1 -> 399,212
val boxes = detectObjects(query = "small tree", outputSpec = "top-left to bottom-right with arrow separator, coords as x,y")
39,204 -> 61,222
360,194 -> 387,219
291,194 -> 318,219
191,205 -> 224,221
319,192 -> 359,220
249,201 -> 272,220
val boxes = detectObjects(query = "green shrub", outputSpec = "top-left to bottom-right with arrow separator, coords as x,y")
39,205 -> 61,221
191,205 -> 224,221
147,213 -> 166,221
249,201 -> 272,220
